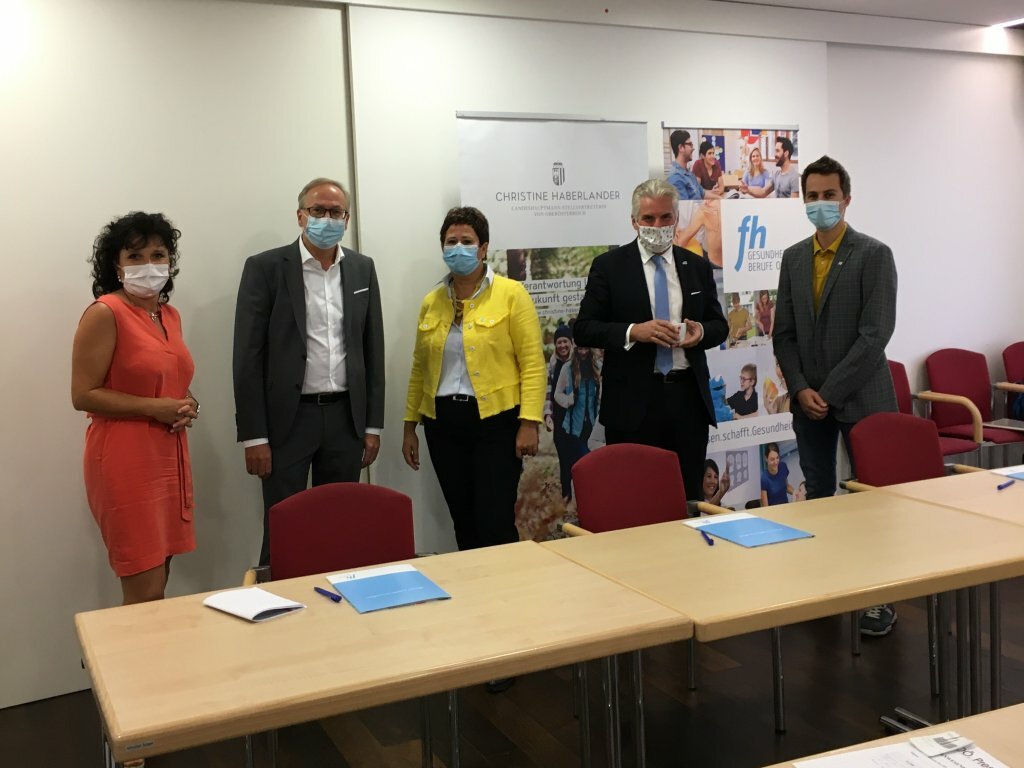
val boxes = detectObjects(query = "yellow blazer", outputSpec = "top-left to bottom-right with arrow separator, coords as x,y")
404,274 -> 546,423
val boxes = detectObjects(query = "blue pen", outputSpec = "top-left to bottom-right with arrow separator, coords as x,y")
314,586 -> 343,603
700,529 -> 715,546
997,479 -> 1016,491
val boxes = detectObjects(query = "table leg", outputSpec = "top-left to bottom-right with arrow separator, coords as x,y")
956,589 -> 970,717
631,650 -> 646,768
771,627 -> 786,734
447,690 -> 460,768
688,638 -> 697,690
850,611 -> 861,656
602,656 -> 621,768
572,663 -> 581,718
578,662 -> 592,768
936,592 -> 951,722
244,734 -> 255,768
990,582 -> 1002,711
969,587 -> 982,714
927,595 -> 940,697
420,697 -> 433,768
268,729 -> 278,768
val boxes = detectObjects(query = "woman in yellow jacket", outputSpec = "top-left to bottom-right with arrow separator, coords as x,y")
402,207 -> 546,551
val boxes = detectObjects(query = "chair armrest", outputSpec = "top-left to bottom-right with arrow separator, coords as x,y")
242,568 -> 258,586
562,522 -> 592,537
950,463 -> 984,474
915,390 -> 984,443
841,480 -> 877,493
695,501 -> 731,516
994,381 -> 1024,394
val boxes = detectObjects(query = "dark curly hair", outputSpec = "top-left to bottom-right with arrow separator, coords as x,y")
90,212 -> 181,302
439,206 -> 489,246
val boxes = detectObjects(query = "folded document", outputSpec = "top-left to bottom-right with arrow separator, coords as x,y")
203,587 -> 306,622
684,511 -> 813,547
327,564 -> 450,614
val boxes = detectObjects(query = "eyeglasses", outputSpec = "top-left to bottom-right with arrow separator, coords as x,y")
684,142 -> 694,148
304,206 -> 349,220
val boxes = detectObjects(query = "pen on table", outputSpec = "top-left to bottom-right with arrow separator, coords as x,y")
700,529 -> 715,546
313,586 -> 343,603
997,479 -> 1016,491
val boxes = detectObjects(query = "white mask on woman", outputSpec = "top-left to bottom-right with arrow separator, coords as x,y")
122,263 -> 169,299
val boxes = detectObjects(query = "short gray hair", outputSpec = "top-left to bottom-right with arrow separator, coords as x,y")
297,177 -> 349,208
631,178 -> 679,218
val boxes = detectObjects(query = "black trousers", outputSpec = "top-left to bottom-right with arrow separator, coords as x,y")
259,396 -> 363,565
791,404 -> 856,500
424,398 -> 522,551
604,370 -> 710,504
552,417 -> 574,500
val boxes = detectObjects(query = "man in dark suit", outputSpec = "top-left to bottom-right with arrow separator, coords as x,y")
773,155 -> 898,635
574,179 -> 728,502
233,177 -> 385,564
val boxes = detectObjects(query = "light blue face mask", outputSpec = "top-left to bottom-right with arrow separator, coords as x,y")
805,201 -> 842,231
443,244 -> 480,276
305,216 -> 346,249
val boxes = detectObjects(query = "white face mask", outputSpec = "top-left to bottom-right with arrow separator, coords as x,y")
636,225 -> 675,254
121,263 -> 169,299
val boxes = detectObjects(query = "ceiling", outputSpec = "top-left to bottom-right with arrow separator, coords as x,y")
706,0 -> 1024,27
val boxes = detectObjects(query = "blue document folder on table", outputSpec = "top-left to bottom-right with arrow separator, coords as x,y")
326,564 -> 450,614
684,512 -> 813,548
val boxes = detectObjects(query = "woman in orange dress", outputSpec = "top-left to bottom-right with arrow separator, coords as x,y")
72,212 -> 198,605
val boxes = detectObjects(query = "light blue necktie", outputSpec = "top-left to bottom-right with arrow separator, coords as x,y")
653,254 -> 673,375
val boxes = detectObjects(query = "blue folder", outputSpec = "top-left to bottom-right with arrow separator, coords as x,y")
326,565 -> 450,614
696,515 -> 813,548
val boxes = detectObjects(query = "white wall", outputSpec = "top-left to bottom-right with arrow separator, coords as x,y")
0,0 -> 353,708
347,6 -> 831,554
826,44 -> 1024,391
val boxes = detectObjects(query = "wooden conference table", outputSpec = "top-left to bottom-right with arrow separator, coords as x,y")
761,702 -> 1024,767
876,469 -> 1024,528
542,490 -> 1024,729
76,541 -> 692,765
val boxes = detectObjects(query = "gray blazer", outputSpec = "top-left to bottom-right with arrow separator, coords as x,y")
232,240 -> 385,445
773,225 -> 897,423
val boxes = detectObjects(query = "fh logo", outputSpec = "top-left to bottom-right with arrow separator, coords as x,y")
734,214 -> 766,271
552,161 -> 565,186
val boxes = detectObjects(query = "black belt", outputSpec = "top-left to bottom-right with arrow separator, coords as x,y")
654,369 -> 693,384
436,394 -> 476,403
299,391 -> 348,405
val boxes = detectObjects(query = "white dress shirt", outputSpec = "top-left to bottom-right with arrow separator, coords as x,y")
436,265 -> 494,397
625,241 -> 697,371
242,237 -> 378,449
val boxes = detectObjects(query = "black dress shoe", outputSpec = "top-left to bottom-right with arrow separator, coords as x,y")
486,677 -> 516,694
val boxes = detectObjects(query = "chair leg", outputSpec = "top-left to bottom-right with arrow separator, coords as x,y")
602,656 -> 621,768
990,582 -> 1002,711
631,650 -> 646,768
970,587 -> 982,713
850,610 -> 861,656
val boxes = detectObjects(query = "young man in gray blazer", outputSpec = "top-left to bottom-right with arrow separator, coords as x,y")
233,178 -> 385,565
774,155 -> 898,635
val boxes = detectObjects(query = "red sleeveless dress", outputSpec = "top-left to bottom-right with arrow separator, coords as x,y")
83,294 -> 196,577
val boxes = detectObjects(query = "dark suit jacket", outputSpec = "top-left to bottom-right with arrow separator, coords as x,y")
573,241 -> 728,431
773,225 -> 897,423
232,240 -> 385,445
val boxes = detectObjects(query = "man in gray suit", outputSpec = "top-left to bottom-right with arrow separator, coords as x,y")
774,155 -> 898,635
233,177 -> 385,565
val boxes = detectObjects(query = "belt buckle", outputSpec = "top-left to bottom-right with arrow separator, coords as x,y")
316,392 -> 331,405
452,394 -> 471,402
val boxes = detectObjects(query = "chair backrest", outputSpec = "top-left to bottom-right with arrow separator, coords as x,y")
849,412 -> 945,486
887,359 -> 913,415
1003,341 -> 1024,416
269,483 -> 415,581
925,348 -> 993,425
571,443 -> 686,533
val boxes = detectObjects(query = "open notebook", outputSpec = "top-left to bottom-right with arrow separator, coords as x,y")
202,587 -> 306,622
